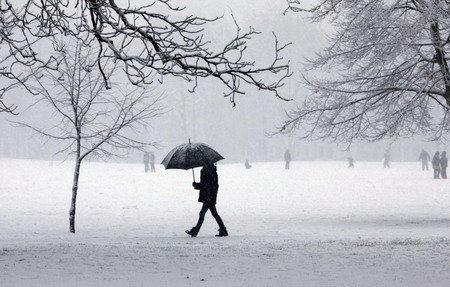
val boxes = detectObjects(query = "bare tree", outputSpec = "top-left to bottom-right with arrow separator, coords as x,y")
1,0 -> 290,108
0,2 -> 27,114
282,0 -> 450,143
21,39 -> 164,233
0,1 -> 60,114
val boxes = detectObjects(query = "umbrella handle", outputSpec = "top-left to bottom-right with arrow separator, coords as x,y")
189,138 -> 195,181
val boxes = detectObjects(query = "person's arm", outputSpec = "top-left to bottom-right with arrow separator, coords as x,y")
193,169 -> 205,189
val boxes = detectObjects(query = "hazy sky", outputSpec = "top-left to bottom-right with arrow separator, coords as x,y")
0,1 -> 437,163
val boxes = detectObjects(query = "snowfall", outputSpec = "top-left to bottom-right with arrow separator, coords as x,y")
1,158 -> 449,287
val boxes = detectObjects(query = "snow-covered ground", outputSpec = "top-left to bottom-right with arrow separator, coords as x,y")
1,158 -> 449,286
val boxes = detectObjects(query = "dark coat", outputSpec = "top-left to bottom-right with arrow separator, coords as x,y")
418,151 -> 430,162
432,154 -> 440,169
284,150 -> 291,162
193,165 -> 219,205
441,155 -> 448,169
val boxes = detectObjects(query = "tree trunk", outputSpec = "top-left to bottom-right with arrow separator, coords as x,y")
430,21 -> 450,105
69,158 -> 81,233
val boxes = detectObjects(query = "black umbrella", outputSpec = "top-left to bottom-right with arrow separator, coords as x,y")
161,140 -> 224,181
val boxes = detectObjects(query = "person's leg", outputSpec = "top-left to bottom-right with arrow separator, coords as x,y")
187,203 -> 208,237
209,205 -> 228,236
209,205 -> 225,230
195,203 -> 209,231
435,168 -> 440,178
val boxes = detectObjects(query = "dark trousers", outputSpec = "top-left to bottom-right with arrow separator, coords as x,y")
434,168 -> 440,179
422,161 -> 428,171
285,161 -> 290,170
195,203 -> 225,230
441,167 -> 447,179
144,162 -> 149,172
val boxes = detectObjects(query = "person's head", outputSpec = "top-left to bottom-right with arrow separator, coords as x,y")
435,151 -> 440,156
442,151 -> 447,157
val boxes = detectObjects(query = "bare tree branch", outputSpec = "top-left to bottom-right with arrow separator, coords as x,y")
280,0 -> 450,143
1,0 -> 291,111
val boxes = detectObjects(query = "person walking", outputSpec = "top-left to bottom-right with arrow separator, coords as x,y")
440,151 -> 448,179
150,151 -> 156,172
383,150 -> 391,168
245,159 -> 252,169
284,149 -> 291,170
418,149 -> 430,171
347,156 -> 354,168
432,151 -> 441,179
186,163 -> 228,237
143,151 -> 150,173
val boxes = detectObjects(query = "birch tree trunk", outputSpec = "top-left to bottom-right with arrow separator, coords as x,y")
69,158 -> 81,233
69,136 -> 81,233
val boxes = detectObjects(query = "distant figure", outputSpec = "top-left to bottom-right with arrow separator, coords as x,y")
440,151 -> 448,179
432,152 -> 441,179
186,163 -> 228,237
347,156 -> 354,168
144,151 -> 150,173
150,151 -> 156,172
383,150 -> 390,168
418,149 -> 430,171
284,149 -> 291,170
245,159 -> 252,169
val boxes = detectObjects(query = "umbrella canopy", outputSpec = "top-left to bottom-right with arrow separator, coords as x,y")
161,142 -> 224,170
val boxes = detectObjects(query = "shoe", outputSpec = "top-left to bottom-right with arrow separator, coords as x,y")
216,228 -> 228,237
185,227 -> 198,237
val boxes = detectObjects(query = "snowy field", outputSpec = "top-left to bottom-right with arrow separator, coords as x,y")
1,158 -> 450,287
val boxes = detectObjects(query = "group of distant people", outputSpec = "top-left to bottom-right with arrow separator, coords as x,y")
252,148 -> 447,180
428,150 -> 447,179
244,149 -> 292,170
419,149 -> 448,179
